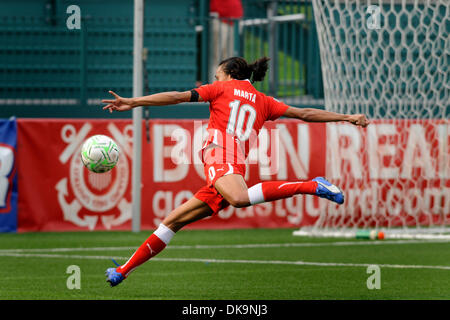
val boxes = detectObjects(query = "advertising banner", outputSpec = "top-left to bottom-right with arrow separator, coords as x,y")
17,119 -> 133,231
0,118 -> 18,232
16,119 -> 449,231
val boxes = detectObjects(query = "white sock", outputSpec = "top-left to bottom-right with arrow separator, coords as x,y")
247,183 -> 265,205
153,223 -> 175,245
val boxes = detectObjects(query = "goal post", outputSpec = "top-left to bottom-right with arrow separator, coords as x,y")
131,0 -> 144,233
294,0 -> 449,239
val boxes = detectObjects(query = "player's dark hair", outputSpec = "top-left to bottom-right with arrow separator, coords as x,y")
219,56 -> 270,83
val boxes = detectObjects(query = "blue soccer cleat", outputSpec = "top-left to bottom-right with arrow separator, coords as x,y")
312,177 -> 344,204
105,259 -> 125,287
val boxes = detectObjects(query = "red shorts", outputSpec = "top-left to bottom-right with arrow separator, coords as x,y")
194,146 -> 246,215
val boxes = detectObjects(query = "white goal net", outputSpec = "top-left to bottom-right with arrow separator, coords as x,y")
294,0 -> 449,239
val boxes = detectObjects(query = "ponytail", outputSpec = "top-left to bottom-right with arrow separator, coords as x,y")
248,57 -> 269,82
219,56 -> 270,83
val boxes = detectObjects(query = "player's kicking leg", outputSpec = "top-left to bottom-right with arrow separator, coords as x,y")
105,197 -> 213,287
214,174 -> 344,208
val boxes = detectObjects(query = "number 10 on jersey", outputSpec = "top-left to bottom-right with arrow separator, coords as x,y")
226,100 -> 257,141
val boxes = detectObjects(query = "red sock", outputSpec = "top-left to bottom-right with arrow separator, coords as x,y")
116,224 -> 175,277
116,234 -> 166,277
247,180 -> 318,205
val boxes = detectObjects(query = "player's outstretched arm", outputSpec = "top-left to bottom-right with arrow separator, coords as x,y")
283,106 -> 369,127
102,90 -> 202,113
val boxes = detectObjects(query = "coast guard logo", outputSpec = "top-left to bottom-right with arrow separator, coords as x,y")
56,123 -> 132,230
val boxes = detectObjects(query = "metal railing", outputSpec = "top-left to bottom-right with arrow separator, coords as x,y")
205,1 -> 323,107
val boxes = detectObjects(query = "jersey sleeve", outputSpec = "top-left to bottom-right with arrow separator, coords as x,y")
265,96 -> 290,121
194,82 -> 223,102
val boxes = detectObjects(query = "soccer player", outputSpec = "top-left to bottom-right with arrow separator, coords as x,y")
102,57 -> 369,286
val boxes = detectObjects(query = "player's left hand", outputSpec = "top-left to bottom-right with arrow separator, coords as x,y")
348,114 -> 369,127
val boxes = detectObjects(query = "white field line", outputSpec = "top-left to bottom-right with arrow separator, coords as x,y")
0,239 -> 449,253
0,252 -> 449,271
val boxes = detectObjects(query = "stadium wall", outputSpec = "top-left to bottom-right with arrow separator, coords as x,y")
0,0 -> 324,119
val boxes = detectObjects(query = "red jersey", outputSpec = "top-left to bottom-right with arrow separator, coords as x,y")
195,79 -> 289,163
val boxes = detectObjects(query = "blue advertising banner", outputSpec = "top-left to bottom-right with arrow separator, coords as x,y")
0,118 -> 18,232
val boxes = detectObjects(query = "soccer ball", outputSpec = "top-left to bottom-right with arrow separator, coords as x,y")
80,135 -> 120,173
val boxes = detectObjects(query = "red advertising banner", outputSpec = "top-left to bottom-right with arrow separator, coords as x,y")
17,119 -> 133,231
16,119 -> 449,232
323,120 -> 449,228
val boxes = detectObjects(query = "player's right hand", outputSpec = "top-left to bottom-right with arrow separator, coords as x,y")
102,91 -> 134,113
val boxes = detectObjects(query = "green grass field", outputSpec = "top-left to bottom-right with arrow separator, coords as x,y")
0,228 -> 449,300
